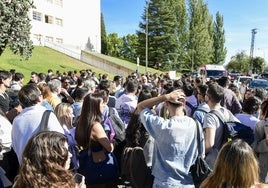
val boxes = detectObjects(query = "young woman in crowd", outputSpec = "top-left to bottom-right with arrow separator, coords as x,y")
54,103 -> 79,170
37,83 -> 54,111
235,96 -> 261,130
201,139 -> 268,188
252,99 -> 268,183
125,88 -> 153,148
13,131 -> 82,188
243,89 -> 253,102
75,91 -> 118,187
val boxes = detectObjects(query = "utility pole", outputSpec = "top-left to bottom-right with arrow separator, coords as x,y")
145,0 -> 149,74
136,56 -> 140,74
249,28 -> 257,75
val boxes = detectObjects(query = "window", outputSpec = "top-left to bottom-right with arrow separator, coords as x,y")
33,34 -> 41,40
33,11 -> 42,21
45,36 -> 53,42
55,18 -> 63,27
56,38 -> 63,44
54,0 -> 63,7
44,15 -> 53,24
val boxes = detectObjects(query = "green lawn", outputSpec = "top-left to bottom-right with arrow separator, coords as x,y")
0,46 -> 162,83
0,46 -> 104,82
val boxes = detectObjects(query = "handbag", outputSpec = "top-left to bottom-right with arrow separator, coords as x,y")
78,148 -> 119,185
190,121 -> 212,188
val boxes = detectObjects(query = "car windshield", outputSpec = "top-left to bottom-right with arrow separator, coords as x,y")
239,77 -> 252,83
249,80 -> 268,88
207,70 -> 226,78
261,73 -> 268,79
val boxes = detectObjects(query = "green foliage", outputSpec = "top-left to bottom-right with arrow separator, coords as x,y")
227,51 -> 265,74
252,56 -> 265,73
107,33 -> 122,57
134,0 -> 220,72
226,51 -> 249,73
120,34 -> 138,62
188,0 -> 214,69
101,13 -> 108,55
212,12 -> 227,64
136,0 -> 188,71
0,0 -> 34,60
102,0 -> 227,72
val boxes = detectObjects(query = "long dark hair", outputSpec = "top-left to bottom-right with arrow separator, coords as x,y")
75,91 -> 105,148
125,88 -> 152,147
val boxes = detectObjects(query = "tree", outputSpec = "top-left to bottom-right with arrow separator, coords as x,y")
188,0 -> 214,69
120,34 -> 138,62
101,13 -> 108,55
212,12 -> 227,64
226,51 -> 249,73
252,56 -> 265,74
106,33 -> 122,57
0,0 -> 34,59
136,0 -> 188,71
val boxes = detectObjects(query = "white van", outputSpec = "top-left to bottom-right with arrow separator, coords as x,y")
198,64 -> 227,81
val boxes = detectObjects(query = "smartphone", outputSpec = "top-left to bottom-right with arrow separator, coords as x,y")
74,173 -> 83,184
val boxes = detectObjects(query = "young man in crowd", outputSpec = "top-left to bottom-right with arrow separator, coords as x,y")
12,84 -> 64,163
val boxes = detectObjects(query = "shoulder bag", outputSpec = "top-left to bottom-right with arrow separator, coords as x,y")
190,121 -> 212,188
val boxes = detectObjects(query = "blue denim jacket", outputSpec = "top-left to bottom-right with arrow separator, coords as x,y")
140,108 -> 205,188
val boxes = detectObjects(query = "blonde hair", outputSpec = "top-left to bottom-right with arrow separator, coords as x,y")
54,103 -> 73,129
201,139 -> 259,188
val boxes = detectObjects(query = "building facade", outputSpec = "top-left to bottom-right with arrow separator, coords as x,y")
30,0 -> 101,53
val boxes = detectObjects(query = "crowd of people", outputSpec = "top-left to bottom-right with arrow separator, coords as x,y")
1,68 -> 268,188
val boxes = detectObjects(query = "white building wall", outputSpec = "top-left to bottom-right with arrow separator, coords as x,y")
30,0 -> 101,53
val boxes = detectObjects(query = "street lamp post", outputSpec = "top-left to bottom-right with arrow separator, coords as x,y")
145,0 -> 149,74
137,56 -> 140,74
249,28 -> 257,75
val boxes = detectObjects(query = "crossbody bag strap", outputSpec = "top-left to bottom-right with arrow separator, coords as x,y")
194,120 -> 201,155
39,110 -> 52,132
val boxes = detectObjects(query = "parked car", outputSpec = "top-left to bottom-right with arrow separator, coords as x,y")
260,72 -> 268,80
248,79 -> 268,90
229,72 -> 239,82
234,76 -> 252,87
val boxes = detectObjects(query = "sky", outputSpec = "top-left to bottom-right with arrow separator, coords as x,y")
101,0 -> 268,64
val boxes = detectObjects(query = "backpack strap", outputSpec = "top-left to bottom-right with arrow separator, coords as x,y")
39,110 -> 52,132
209,109 -> 230,147
109,107 -> 115,117
195,106 -> 210,114
186,101 -> 196,111
194,121 -> 202,155
209,109 -> 226,124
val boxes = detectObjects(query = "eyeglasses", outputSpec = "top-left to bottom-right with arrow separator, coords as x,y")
64,82 -> 70,84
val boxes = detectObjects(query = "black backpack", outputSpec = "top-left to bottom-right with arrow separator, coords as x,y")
103,107 -> 126,171
107,107 -> 126,142
121,146 -> 154,188
210,109 -> 254,146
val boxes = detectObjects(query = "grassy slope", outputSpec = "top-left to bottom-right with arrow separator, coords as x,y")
0,46 -> 161,83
